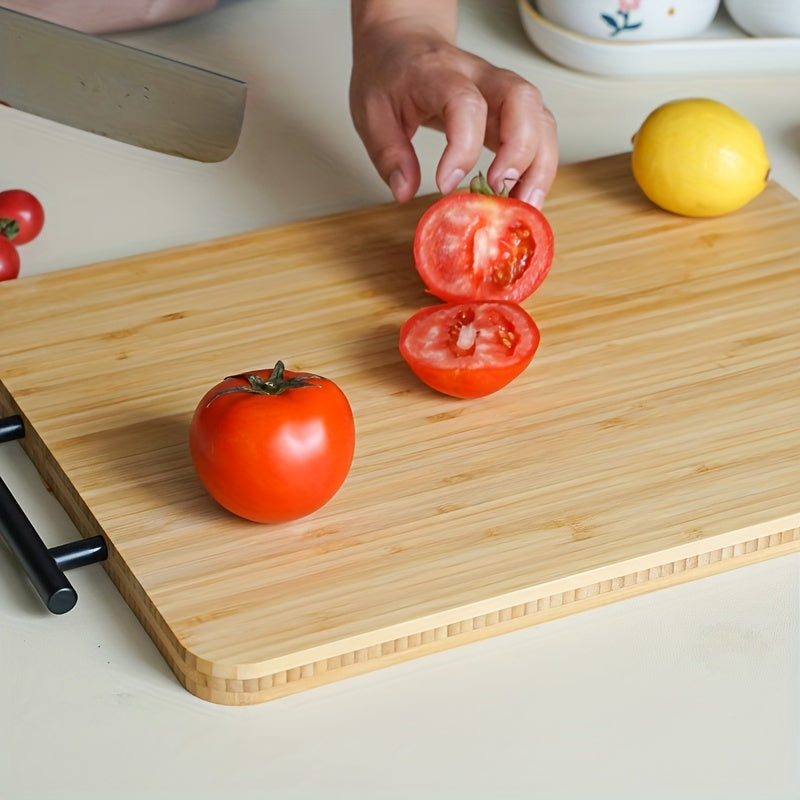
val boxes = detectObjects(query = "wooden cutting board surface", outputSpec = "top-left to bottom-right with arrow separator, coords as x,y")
2,154 -> 799,705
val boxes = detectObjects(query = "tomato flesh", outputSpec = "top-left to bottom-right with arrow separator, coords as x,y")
190,365 -> 355,523
413,193 -> 554,304
399,301 -> 540,398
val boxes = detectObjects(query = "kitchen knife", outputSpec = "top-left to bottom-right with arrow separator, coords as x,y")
0,7 -> 247,162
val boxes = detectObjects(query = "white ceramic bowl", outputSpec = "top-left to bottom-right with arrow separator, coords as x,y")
723,0 -> 800,36
535,0 -> 721,41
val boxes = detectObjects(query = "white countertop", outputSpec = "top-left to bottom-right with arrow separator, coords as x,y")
2,2 -> 799,798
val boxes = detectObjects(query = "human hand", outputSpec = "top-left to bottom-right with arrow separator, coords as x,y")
349,5 -> 558,207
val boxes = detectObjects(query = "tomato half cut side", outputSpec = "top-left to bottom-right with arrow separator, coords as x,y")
413,193 -> 554,304
399,301 -> 541,399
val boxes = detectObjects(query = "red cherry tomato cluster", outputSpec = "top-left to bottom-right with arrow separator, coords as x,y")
399,175 -> 555,398
0,189 -> 45,281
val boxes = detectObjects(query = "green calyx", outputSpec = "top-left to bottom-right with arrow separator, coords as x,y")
0,218 -> 20,241
469,172 -> 510,198
205,360 -> 318,407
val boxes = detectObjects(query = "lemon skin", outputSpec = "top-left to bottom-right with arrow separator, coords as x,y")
632,98 -> 770,217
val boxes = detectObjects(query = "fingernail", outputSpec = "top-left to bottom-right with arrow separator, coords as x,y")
441,168 -> 466,194
499,169 -> 520,193
526,188 -> 546,209
389,169 -> 408,201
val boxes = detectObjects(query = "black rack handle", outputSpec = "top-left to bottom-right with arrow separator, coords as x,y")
0,414 -> 107,614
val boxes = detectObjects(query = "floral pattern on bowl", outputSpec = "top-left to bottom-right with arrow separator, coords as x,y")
534,0 -> 721,41
601,0 -> 643,36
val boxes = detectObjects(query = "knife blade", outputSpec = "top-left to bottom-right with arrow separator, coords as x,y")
0,7 -> 247,162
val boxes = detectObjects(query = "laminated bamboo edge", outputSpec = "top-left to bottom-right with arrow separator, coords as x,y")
149,520 -> 800,706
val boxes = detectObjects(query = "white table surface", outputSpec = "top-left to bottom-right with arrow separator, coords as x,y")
2,2 -> 799,798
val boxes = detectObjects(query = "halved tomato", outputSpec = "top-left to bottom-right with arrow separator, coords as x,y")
399,301 -> 540,399
413,191 -> 554,304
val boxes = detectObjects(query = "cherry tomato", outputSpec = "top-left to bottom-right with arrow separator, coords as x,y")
413,185 -> 554,304
399,301 -> 540,399
0,189 -> 45,245
0,237 -> 20,281
190,361 -> 355,523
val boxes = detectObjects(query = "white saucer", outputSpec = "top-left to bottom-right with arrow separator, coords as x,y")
517,0 -> 800,78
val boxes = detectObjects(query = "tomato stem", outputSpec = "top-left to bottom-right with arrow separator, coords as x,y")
0,218 -> 19,241
469,172 -> 510,198
205,360 -> 319,406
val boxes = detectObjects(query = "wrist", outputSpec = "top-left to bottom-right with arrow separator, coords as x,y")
351,0 -> 458,42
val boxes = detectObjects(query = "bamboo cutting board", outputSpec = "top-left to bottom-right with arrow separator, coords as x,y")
2,154 -> 799,705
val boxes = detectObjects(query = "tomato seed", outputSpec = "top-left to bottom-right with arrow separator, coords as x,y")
449,309 -> 479,356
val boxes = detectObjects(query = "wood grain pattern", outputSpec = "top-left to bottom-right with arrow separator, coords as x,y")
2,154 -> 799,704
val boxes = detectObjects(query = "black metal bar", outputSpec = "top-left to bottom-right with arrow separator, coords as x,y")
0,414 -> 108,613
0,475 -> 77,613
50,536 -> 108,572
0,415 -> 24,444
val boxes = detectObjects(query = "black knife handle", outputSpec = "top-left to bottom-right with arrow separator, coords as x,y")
0,415 -> 107,614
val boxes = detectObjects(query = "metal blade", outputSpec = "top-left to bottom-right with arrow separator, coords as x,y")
0,7 -> 247,162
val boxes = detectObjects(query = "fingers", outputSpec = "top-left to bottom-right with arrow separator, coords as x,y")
349,35 -> 559,207
511,109 -> 558,208
434,84 -> 489,195
490,105 -> 558,208
434,68 -> 558,207
350,91 -> 422,203
481,74 -> 559,208
350,70 -> 491,202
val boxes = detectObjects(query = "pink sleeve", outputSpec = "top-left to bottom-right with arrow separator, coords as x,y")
3,1 -> 219,33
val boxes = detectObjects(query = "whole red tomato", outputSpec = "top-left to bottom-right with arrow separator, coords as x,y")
0,237 -> 20,282
0,189 -> 45,245
399,301 -> 540,399
413,176 -> 554,304
190,361 -> 356,523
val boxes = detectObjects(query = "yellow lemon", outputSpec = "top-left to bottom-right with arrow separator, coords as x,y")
631,98 -> 770,217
